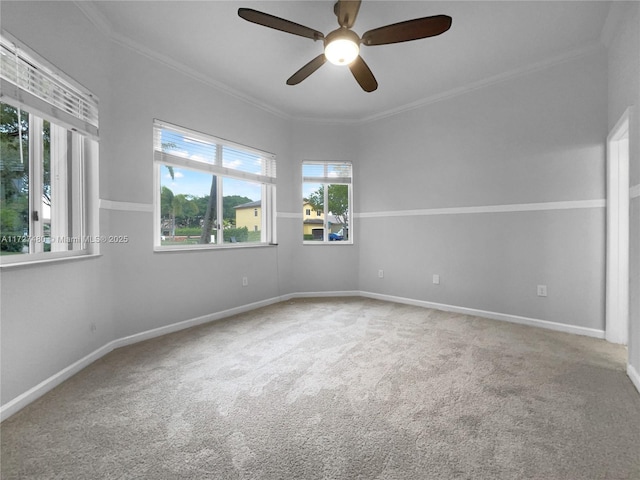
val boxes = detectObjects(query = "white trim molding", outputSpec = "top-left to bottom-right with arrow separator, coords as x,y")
0,295 -> 286,422
628,364 -> 640,395
0,342 -> 114,422
283,291 -> 361,300
606,107 -> 631,345
356,199 -> 605,219
1,289 -> 609,421
99,199 -> 154,212
276,212 -> 301,219
72,0 -> 602,126
358,42 -> 603,125
73,1 -> 291,121
359,291 -> 605,339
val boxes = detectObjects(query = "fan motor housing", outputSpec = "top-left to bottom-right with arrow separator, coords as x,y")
324,27 -> 361,48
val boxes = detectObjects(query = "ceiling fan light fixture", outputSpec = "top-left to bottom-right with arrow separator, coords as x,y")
238,2 -> 453,92
325,38 -> 359,65
324,28 -> 360,65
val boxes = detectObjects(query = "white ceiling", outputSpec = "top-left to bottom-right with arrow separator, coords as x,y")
80,1 -> 611,122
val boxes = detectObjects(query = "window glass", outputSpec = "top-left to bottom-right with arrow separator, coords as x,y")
0,34 -> 98,265
0,104 -> 30,254
302,162 -> 352,244
160,166 -> 216,245
154,121 -> 275,249
1,103 -> 90,259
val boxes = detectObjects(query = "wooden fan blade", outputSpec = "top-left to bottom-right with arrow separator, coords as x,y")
238,8 -> 324,41
362,15 -> 452,46
287,54 -> 327,85
334,0 -> 361,29
348,56 -> 378,92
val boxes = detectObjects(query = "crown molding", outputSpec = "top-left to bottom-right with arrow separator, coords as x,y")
73,0 -> 113,38
357,41 -> 605,125
73,2 -> 605,127
73,1 -> 293,121
600,1 -> 636,48
284,40 -> 604,126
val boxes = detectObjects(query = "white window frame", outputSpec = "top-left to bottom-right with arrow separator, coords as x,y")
153,120 -> 276,251
302,161 -> 353,245
0,32 -> 99,267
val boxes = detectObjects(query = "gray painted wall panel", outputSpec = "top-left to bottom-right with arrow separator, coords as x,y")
0,1 -> 291,405
356,52 -> 607,213
2,1 -> 638,413
0,1 -> 114,406
358,208 -> 605,330
357,51 -> 607,335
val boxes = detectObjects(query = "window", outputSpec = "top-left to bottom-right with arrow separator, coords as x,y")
153,120 -> 276,249
302,161 -> 352,243
0,33 -> 98,264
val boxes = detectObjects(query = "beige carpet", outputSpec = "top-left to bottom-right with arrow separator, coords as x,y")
2,297 -> 640,479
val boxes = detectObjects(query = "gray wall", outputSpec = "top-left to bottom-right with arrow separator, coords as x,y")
356,51 -> 608,330
103,39 -> 292,340
1,1 -> 636,413
0,1 -> 115,408
284,121 -> 360,294
0,1 -> 293,406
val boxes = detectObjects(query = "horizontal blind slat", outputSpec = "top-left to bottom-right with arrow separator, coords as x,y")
154,151 -> 276,185
154,121 -> 276,180
0,35 -> 98,131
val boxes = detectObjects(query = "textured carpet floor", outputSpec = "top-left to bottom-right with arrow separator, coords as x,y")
2,297 -> 640,479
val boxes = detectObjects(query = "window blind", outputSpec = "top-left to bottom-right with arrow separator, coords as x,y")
0,32 -> 99,138
302,161 -> 352,184
153,120 -> 276,185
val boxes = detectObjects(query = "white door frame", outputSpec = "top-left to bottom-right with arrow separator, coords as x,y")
606,108 -> 631,345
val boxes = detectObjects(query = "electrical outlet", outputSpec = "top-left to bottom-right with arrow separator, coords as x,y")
378,269 -> 384,278
537,285 -> 547,297
433,274 -> 440,285
242,276 -> 249,287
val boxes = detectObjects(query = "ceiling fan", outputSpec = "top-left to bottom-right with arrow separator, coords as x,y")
238,0 -> 452,92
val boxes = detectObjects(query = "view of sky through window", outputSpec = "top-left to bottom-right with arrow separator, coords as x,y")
160,128 -> 262,200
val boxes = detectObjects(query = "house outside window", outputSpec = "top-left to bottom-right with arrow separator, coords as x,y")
234,200 -> 263,239
302,161 -> 352,243
153,120 -> 276,249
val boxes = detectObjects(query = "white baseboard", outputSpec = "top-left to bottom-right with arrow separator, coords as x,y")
111,296 -> 287,350
358,291 -> 606,339
284,290 -> 361,300
0,342 -> 116,422
0,290 -> 610,421
0,296 -> 287,422
628,364 -> 640,395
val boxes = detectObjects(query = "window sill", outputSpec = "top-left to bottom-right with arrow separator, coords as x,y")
154,242 -> 277,253
0,253 -> 102,269
303,241 -> 354,246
